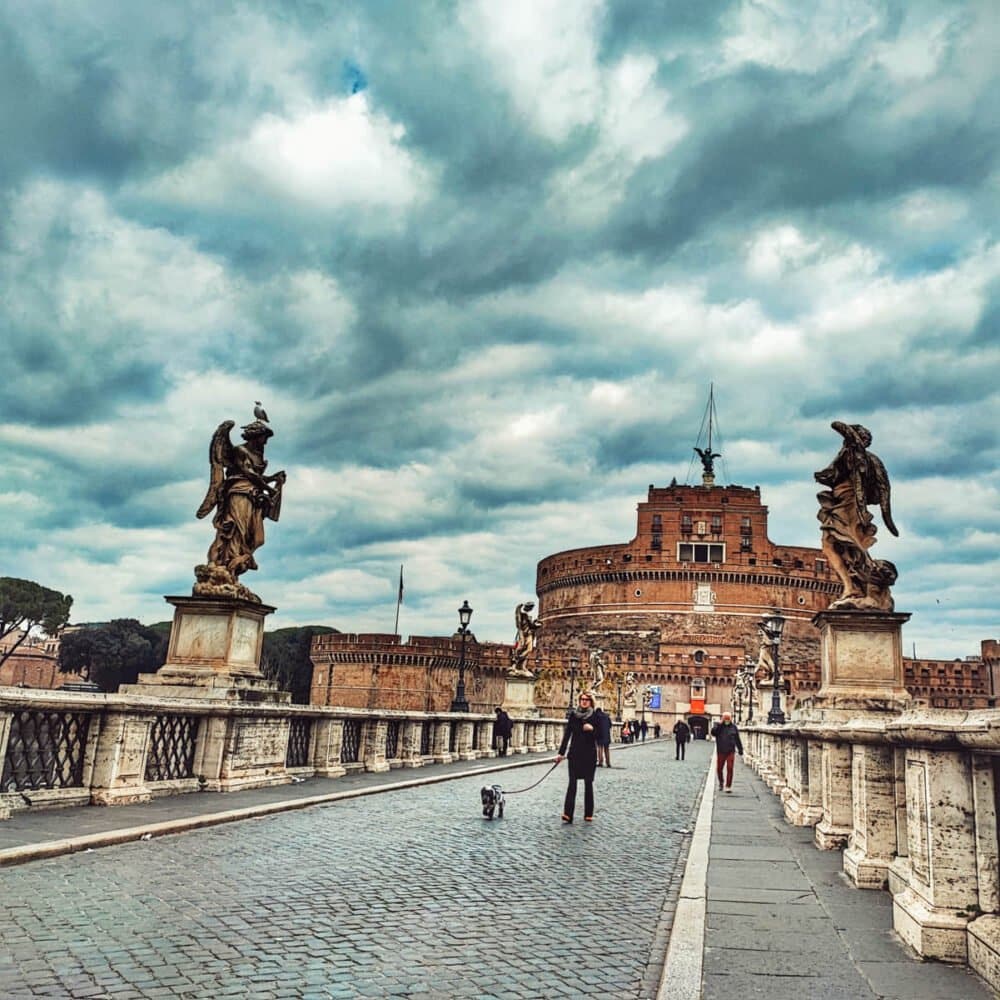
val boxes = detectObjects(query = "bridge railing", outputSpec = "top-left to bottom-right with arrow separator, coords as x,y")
0,687 -> 563,819
743,711 -> 1000,993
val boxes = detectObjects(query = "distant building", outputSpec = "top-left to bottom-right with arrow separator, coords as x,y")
309,632 -> 517,713
0,631 -> 84,689
534,478 -> 994,724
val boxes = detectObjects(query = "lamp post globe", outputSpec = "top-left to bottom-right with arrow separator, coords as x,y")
764,610 -> 786,725
450,600 -> 473,712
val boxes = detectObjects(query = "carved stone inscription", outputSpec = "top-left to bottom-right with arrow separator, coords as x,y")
230,719 -> 286,771
906,757 -> 931,886
231,615 -> 261,665
174,613 -> 230,660
831,629 -> 896,682
117,720 -> 150,781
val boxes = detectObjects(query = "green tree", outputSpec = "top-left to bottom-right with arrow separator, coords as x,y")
261,626 -> 338,704
58,619 -> 168,692
0,577 -> 73,667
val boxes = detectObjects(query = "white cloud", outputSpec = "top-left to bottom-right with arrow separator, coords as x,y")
141,93 -> 433,216
721,0 -> 882,73
461,0 -> 605,144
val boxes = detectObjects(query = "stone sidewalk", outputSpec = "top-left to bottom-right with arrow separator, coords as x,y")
693,761 -> 993,1000
0,740 -> 994,998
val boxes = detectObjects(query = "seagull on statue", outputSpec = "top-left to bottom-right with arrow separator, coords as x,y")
254,401 -> 270,423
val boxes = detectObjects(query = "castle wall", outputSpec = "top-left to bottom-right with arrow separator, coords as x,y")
309,632 -> 517,713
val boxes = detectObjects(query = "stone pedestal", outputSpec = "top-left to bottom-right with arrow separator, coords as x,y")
810,609 -> 912,710
89,713 -> 155,806
781,737 -> 823,827
815,740 -> 853,849
969,917 -> 1000,995
123,595 -> 289,703
890,747 -> 978,962
504,673 -> 538,718
843,741 -> 897,889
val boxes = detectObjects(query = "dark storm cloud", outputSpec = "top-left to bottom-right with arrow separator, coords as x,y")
1,1 -> 996,654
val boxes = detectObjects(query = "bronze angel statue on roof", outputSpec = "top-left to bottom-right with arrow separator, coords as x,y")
815,421 -> 898,611
193,414 -> 286,602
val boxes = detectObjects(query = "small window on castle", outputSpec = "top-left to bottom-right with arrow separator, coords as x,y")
651,537 -> 662,550
652,514 -> 662,530
693,650 -> 705,664
711,515 -> 722,533
681,514 -> 693,532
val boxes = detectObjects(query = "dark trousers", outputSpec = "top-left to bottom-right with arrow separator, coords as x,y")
496,735 -> 510,757
563,776 -> 594,819
675,740 -> 687,760
717,751 -> 735,788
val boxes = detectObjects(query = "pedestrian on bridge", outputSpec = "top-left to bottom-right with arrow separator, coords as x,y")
555,690 -> 598,822
710,711 -> 744,792
672,718 -> 691,760
494,707 -> 513,757
593,704 -> 613,768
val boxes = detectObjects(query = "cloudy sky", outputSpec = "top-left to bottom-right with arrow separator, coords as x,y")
2,1 -> 997,659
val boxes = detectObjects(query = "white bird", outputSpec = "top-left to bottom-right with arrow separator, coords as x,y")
254,401 -> 270,422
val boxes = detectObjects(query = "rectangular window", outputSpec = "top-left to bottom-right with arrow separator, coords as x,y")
652,514 -> 662,529
680,514 -> 692,532
678,543 -> 725,563
711,515 -> 722,533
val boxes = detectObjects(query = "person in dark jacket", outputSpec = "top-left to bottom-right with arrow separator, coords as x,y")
639,718 -> 648,741
493,707 -> 513,757
556,690 -> 598,822
710,712 -> 744,792
672,718 -> 691,760
593,705 -> 613,767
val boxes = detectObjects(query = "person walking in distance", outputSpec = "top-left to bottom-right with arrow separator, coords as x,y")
555,690 -> 599,822
593,703 -> 613,768
493,707 -> 513,757
711,711 -> 744,792
672,718 -> 691,760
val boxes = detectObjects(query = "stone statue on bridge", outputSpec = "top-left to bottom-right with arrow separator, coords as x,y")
510,601 -> 541,676
589,648 -> 606,692
815,421 -> 898,612
195,412 -> 286,603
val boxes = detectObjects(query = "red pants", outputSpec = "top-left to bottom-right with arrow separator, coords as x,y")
716,751 -> 735,788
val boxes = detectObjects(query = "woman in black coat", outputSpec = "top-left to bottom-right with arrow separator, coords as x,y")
556,690 -> 598,822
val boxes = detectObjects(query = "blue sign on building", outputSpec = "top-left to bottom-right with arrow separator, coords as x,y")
649,686 -> 661,709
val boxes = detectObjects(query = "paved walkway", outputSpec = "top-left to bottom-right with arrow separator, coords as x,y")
0,740 -> 993,999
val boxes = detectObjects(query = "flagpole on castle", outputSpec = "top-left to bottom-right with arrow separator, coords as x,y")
393,565 -> 404,636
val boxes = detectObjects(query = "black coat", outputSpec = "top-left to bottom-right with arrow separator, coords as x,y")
592,709 -> 612,744
673,721 -> 691,743
559,712 -> 598,780
710,721 -> 744,756
494,711 -> 513,737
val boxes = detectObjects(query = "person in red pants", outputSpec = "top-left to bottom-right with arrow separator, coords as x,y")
711,712 -> 744,792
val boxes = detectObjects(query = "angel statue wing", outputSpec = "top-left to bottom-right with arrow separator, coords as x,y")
196,420 -> 236,519
866,451 -> 898,537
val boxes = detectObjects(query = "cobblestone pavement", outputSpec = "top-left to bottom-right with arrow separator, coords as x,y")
0,740 -> 708,1000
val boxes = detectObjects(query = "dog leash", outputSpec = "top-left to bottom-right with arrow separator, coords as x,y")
502,760 -> 561,796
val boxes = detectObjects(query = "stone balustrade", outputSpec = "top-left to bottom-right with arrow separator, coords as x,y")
744,709 -> 1000,993
0,686 -> 563,820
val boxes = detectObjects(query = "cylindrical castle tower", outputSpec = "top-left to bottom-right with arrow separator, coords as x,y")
534,480 -> 840,725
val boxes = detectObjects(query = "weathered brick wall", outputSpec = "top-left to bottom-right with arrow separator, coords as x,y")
309,632 -> 513,712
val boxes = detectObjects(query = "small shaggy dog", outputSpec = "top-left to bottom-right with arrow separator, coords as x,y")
480,784 -> 506,820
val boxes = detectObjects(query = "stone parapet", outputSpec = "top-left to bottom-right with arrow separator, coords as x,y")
744,706 -> 1000,993
0,685 -> 562,818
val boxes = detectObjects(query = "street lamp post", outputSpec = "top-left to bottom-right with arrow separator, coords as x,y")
616,677 -> 623,721
449,600 -> 473,712
567,657 -> 578,716
764,610 -> 786,725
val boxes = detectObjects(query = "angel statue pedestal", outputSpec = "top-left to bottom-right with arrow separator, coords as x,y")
123,595 -> 290,704
504,672 -> 539,722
